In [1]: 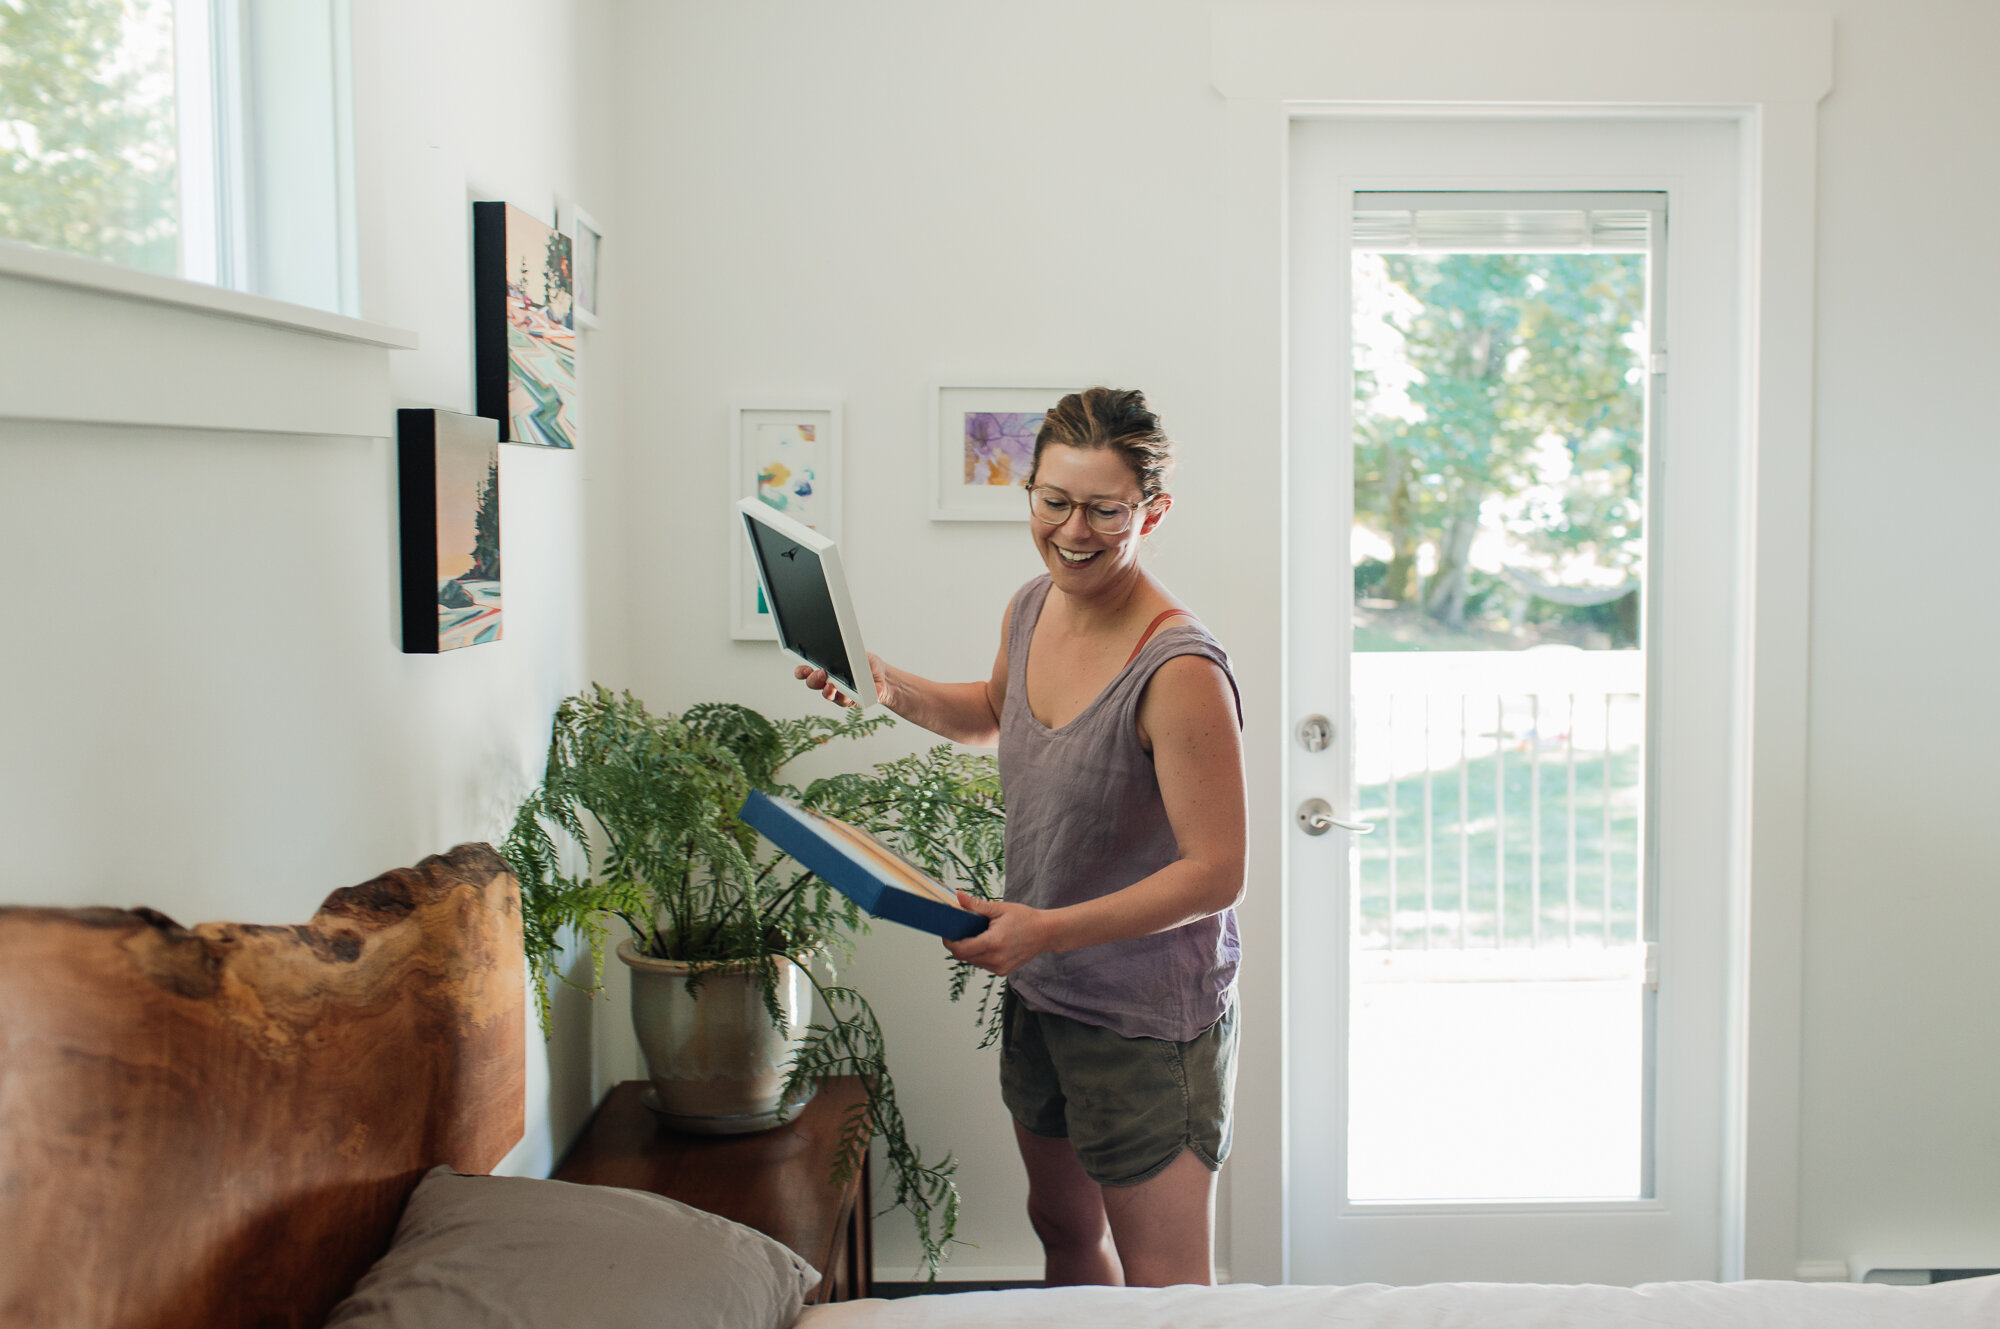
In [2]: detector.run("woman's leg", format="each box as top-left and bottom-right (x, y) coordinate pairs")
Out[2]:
(1014, 1121), (1124, 1286)
(1100, 1148), (1217, 1287)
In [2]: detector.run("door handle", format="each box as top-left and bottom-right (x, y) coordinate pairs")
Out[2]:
(1296, 798), (1374, 835)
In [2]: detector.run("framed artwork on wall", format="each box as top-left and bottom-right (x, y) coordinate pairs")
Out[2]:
(397, 408), (503, 653)
(731, 402), (842, 640)
(566, 205), (602, 330)
(472, 200), (579, 449)
(929, 384), (1078, 520)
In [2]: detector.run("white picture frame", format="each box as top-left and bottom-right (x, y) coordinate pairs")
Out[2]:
(567, 205), (602, 329)
(735, 500), (878, 709)
(731, 401), (842, 640)
(930, 383), (1080, 521)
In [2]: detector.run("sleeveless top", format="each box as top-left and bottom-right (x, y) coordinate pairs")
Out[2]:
(998, 575), (1243, 1042)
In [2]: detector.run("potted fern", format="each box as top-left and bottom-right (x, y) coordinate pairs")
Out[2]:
(499, 686), (1004, 1277)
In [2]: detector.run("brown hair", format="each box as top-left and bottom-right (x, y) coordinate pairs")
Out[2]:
(1028, 386), (1174, 501)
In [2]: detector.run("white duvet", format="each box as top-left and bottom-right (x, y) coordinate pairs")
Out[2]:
(797, 1275), (2000, 1328)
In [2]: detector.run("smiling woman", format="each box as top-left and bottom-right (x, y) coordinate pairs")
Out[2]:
(795, 386), (1249, 1291)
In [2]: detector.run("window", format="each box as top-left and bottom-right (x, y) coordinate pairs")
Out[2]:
(0, 0), (356, 315)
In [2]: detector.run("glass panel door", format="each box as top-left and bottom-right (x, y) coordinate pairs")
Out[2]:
(1285, 113), (1745, 1286)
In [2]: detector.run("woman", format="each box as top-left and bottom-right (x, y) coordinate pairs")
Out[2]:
(797, 387), (1246, 1288)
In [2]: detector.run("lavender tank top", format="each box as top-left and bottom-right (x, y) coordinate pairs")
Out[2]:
(998, 575), (1243, 1043)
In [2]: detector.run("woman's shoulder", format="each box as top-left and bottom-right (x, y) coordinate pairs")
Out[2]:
(1132, 631), (1243, 728)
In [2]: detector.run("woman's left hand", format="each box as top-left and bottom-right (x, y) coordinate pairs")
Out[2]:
(943, 891), (1052, 977)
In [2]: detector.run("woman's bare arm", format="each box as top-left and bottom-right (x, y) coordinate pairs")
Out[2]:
(796, 603), (1011, 748)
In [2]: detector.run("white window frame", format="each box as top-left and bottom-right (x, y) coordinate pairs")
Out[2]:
(172, 0), (358, 316)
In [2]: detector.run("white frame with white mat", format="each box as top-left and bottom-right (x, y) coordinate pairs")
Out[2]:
(929, 382), (1080, 521)
(730, 401), (843, 640)
(734, 497), (879, 709)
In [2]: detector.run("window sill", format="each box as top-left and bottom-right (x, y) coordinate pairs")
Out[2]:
(0, 240), (417, 350)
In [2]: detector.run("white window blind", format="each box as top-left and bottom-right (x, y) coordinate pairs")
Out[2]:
(1354, 191), (1662, 253)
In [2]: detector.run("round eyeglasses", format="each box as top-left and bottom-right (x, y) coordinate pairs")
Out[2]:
(1026, 486), (1149, 535)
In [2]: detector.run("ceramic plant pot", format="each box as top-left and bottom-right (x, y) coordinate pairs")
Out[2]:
(616, 940), (817, 1134)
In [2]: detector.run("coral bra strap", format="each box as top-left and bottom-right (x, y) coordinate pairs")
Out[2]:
(1126, 609), (1189, 665)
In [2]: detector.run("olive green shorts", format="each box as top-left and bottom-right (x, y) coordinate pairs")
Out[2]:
(999, 989), (1239, 1188)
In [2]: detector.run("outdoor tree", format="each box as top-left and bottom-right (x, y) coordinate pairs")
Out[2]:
(0, 0), (180, 272)
(1355, 251), (1645, 636)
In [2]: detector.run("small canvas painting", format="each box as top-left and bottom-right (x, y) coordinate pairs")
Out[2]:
(473, 201), (579, 449)
(399, 409), (503, 653)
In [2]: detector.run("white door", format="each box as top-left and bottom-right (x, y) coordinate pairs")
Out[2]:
(1286, 116), (1745, 1285)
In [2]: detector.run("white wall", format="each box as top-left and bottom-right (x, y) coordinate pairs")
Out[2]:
(0, 0), (624, 1179)
(1794, 0), (2000, 1275)
(599, 0), (2000, 1283)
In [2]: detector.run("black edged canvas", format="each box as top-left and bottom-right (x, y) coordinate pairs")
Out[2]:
(472, 201), (578, 448)
(398, 408), (503, 653)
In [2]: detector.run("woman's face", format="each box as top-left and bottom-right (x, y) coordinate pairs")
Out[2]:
(1026, 444), (1168, 595)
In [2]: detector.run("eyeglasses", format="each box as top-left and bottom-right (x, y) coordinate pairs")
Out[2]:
(1026, 486), (1150, 535)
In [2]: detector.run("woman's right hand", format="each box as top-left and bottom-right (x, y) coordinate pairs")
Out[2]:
(794, 653), (891, 710)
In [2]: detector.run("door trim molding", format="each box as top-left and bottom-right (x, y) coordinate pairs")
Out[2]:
(1215, 7), (1830, 1285)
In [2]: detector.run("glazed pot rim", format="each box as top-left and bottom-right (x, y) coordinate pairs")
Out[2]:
(614, 937), (797, 976)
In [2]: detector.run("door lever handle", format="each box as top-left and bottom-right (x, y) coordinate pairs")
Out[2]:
(1297, 798), (1374, 835)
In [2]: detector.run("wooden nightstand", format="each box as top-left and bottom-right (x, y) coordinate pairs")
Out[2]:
(553, 1077), (873, 1304)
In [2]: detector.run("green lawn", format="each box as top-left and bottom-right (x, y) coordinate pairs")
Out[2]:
(1354, 745), (1643, 949)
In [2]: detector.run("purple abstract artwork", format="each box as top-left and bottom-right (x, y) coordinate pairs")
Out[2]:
(962, 411), (1043, 487)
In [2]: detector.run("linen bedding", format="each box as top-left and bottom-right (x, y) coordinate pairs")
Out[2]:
(796, 1274), (2000, 1329)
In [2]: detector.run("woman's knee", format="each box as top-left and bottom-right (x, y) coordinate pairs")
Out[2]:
(1025, 1189), (1111, 1251)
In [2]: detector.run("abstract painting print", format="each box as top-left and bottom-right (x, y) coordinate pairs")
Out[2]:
(753, 422), (825, 527)
(398, 409), (503, 653)
(962, 412), (1042, 487)
(473, 201), (578, 449)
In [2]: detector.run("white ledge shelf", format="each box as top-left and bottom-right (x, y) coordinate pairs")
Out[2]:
(0, 239), (417, 350)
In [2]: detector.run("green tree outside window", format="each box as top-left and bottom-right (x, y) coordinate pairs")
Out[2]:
(0, 0), (180, 274)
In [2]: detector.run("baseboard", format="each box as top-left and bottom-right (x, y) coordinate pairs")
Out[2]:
(872, 1279), (1040, 1298)
(872, 1265), (1237, 1297)
(877, 1265), (1047, 1285)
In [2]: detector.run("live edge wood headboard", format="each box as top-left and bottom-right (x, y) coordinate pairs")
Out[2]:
(0, 844), (524, 1329)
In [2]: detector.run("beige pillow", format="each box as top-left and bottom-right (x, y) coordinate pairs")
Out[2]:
(326, 1166), (819, 1329)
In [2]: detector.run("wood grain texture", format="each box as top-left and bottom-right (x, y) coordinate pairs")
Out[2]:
(0, 844), (524, 1329)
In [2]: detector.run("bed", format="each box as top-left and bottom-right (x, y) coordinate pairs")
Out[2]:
(800, 1277), (2000, 1328)
(2, 844), (1994, 1329)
